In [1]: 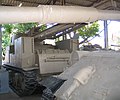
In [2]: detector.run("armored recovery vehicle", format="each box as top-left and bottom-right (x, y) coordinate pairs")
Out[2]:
(1, 5), (120, 100)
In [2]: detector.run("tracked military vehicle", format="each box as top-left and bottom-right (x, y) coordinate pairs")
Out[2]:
(2, 5), (120, 100)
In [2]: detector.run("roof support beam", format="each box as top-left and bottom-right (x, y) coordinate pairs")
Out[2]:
(34, 24), (77, 41)
(53, 0), (57, 4)
(54, 23), (87, 39)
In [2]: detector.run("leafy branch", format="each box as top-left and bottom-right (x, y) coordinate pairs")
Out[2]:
(77, 22), (99, 45)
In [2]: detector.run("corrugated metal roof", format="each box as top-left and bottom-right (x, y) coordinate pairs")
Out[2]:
(1, 0), (120, 10)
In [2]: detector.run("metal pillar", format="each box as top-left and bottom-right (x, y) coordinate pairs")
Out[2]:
(0, 25), (2, 67)
(0, 0), (2, 67)
(104, 20), (109, 49)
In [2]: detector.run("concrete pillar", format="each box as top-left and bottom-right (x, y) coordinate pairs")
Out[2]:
(104, 20), (109, 49)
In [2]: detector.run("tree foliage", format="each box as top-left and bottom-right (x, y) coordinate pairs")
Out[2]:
(77, 22), (99, 44)
(12, 23), (37, 33)
(2, 24), (13, 54)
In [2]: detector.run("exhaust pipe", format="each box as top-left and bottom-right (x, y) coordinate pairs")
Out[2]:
(0, 5), (120, 24)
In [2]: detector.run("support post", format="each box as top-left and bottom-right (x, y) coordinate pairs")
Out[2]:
(0, 25), (2, 67)
(104, 20), (109, 49)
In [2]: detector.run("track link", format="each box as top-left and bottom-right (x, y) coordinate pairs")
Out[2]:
(2, 64), (66, 99)
(3, 64), (38, 97)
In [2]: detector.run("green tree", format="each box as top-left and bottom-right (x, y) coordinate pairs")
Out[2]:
(12, 23), (37, 33)
(77, 22), (99, 44)
(2, 24), (13, 54)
